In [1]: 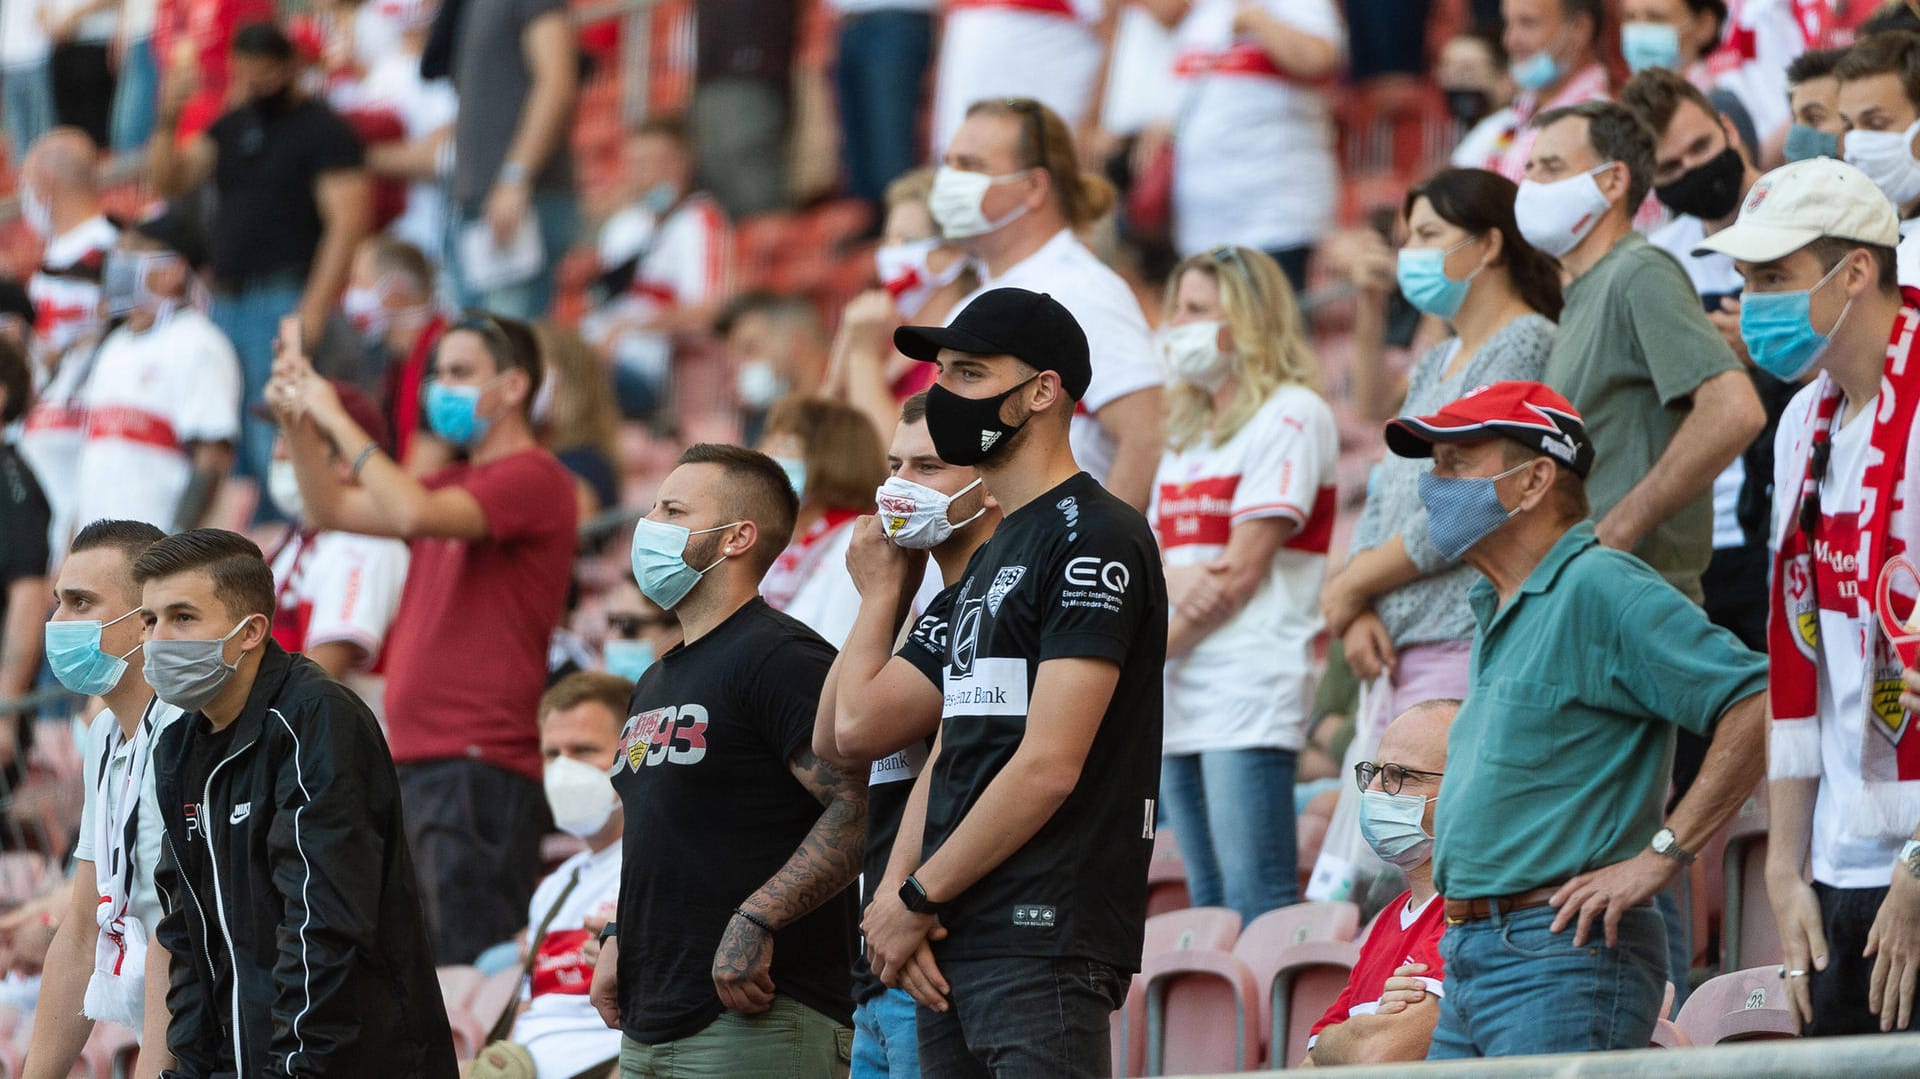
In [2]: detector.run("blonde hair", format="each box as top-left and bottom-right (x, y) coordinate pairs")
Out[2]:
(964, 98), (1117, 229)
(763, 396), (888, 511)
(535, 321), (622, 469)
(1162, 246), (1322, 452)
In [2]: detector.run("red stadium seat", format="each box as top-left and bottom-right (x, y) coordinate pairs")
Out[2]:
(1675, 965), (1800, 1046)
(1230, 902), (1362, 1067)
(437, 965), (489, 1062)
(1146, 830), (1191, 918)
(1720, 786), (1778, 972)
(1141, 947), (1261, 1076)
(469, 967), (527, 1042)
(1110, 907), (1242, 1078)
(74, 1020), (136, 1079)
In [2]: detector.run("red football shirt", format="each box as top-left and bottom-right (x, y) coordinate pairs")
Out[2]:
(382, 448), (578, 781)
(1309, 891), (1447, 1041)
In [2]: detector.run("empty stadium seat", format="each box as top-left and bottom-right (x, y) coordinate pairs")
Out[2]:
(1720, 787), (1779, 972)
(468, 966), (527, 1042)
(437, 965), (489, 1061)
(1675, 966), (1800, 1046)
(1110, 907), (1242, 1078)
(1146, 830), (1191, 918)
(74, 1020), (136, 1079)
(1235, 902), (1363, 1068)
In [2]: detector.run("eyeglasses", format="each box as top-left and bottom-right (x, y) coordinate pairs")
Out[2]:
(1004, 98), (1047, 173)
(608, 613), (674, 639)
(1354, 761), (1445, 795)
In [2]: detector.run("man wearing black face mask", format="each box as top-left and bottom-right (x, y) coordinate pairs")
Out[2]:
(857, 287), (1167, 1077)
(1444, 25), (1520, 171)
(147, 19), (371, 510)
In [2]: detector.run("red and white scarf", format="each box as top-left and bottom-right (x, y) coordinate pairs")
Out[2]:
(1771, 294), (1920, 837)
(83, 702), (158, 1029)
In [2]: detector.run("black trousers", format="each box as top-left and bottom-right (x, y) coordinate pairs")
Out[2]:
(1807, 881), (1920, 1036)
(50, 41), (113, 146)
(397, 759), (550, 964)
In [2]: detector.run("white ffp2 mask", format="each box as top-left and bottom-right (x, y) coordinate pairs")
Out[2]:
(875, 475), (986, 550)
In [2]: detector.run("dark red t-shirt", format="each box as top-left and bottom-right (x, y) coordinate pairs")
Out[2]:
(383, 447), (577, 780)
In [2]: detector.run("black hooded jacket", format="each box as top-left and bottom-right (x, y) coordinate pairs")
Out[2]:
(154, 643), (457, 1078)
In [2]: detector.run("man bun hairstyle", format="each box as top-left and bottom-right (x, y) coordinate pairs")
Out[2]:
(131, 528), (277, 624)
(676, 444), (799, 573)
(965, 97), (1117, 228)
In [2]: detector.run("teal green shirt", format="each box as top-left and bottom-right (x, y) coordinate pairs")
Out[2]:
(1431, 522), (1767, 900)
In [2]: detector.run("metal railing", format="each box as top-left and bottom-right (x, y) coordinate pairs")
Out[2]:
(1195, 1034), (1920, 1078)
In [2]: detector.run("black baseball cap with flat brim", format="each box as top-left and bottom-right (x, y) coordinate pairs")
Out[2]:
(894, 287), (1093, 401)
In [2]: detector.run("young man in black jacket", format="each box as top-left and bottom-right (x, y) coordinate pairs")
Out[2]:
(140, 529), (456, 1078)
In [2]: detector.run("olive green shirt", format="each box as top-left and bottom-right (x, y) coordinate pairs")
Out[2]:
(1544, 231), (1741, 603)
(1431, 522), (1767, 900)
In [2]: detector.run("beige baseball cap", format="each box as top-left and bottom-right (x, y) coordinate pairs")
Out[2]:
(1693, 158), (1900, 263)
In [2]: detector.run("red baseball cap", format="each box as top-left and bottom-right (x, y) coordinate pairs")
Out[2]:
(1385, 381), (1594, 478)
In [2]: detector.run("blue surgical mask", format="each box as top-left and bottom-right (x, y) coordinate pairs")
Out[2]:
(1785, 123), (1840, 163)
(1396, 236), (1483, 319)
(630, 517), (740, 610)
(1511, 46), (1562, 92)
(1417, 460), (1533, 562)
(642, 182), (679, 216)
(45, 609), (143, 696)
(424, 381), (489, 447)
(1741, 258), (1852, 382)
(603, 638), (657, 682)
(1621, 21), (1682, 73)
(1359, 789), (1435, 870)
(773, 455), (808, 498)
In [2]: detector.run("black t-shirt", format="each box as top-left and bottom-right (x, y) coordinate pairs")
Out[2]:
(851, 734), (932, 1004)
(208, 98), (364, 282)
(898, 472), (1166, 971)
(0, 447), (50, 659)
(179, 717), (238, 842)
(611, 598), (854, 1043)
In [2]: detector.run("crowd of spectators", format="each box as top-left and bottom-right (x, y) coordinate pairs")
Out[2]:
(10, 0), (1920, 1076)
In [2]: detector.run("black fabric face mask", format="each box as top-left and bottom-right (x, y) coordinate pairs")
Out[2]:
(249, 82), (297, 122)
(1655, 145), (1747, 221)
(923, 375), (1038, 467)
(1444, 88), (1494, 127)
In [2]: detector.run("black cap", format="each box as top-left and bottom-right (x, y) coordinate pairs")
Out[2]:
(232, 20), (296, 60)
(130, 205), (209, 272)
(894, 287), (1092, 401)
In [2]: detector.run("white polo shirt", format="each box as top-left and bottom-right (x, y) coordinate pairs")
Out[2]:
(953, 229), (1162, 484)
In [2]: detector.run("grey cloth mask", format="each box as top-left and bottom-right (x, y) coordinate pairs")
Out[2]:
(143, 618), (256, 713)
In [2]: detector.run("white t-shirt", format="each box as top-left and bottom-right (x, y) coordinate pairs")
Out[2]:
(30, 214), (116, 358)
(1897, 222), (1920, 291)
(121, 0), (156, 39)
(73, 309), (241, 531)
(74, 701), (186, 937)
(1450, 107), (1517, 171)
(19, 342), (97, 561)
(1649, 213), (1748, 551)
(1774, 388), (1907, 888)
(353, 50), (458, 257)
(1099, 5), (1179, 137)
(586, 194), (731, 379)
(827, 0), (933, 12)
(1152, 385), (1337, 753)
(776, 519), (945, 649)
(510, 843), (623, 1079)
(1706, 0), (1806, 143)
(930, 0), (1105, 157)
(957, 229), (1161, 484)
(44, 0), (115, 43)
(270, 529), (411, 663)
(1, 0), (50, 65)
(1170, 0), (1344, 254)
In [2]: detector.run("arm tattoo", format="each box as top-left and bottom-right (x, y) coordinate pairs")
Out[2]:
(738, 748), (867, 931)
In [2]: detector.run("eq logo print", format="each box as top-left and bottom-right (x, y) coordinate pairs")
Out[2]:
(1064, 556), (1130, 593)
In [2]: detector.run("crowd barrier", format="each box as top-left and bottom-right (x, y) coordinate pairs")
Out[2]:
(1183, 1033), (1920, 1078)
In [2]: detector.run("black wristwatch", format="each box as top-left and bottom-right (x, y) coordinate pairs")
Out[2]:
(899, 875), (944, 915)
(598, 921), (619, 944)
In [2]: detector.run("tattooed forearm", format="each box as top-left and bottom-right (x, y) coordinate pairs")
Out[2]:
(738, 748), (867, 930)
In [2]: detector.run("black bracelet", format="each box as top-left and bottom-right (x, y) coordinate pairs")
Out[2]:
(733, 907), (775, 935)
(349, 441), (381, 481)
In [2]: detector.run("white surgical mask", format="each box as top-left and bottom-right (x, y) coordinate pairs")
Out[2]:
(876, 238), (967, 317)
(929, 166), (1033, 240)
(1844, 119), (1920, 207)
(1514, 163), (1617, 258)
(875, 474), (985, 550)
(1157, 321), (1230, 392)
(736, 358), (785, 410)
(267, 459), (304, 519)
(1358, 789), (1435, 870)
(342, 284), (388, 339)
(544, 754), (619, 837)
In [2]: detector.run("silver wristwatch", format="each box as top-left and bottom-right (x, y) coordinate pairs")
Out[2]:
(1651, 827), (1695, 865)
(1900, 840), (1920, 879)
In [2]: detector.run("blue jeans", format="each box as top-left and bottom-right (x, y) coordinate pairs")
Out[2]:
(451, 191), (577, 320)
(210, 273), (306, 497)
(835, 10), (932, 206)
(3, 60), (55, 154)
(1427, 903), (1667, 1058)
(852, 988), (918, 1079)
(1654, 870), (1691, 1016)
(917, 957), (1129, 1079)
(1160, 749), (1299, 924)
(109, 36), (157, 152)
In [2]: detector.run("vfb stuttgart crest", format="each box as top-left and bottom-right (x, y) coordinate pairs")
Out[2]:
(1786, 559), (1818, 660)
